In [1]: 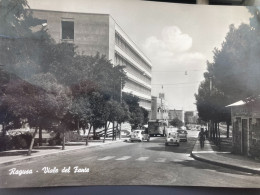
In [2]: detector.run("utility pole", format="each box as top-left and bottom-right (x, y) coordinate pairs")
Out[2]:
(209, 75), (213, 140)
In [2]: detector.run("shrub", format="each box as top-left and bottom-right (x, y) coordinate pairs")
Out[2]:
(48, 133), (62, 146)
(0, 135), (13, 151)
(12, 133), (32, 149)
(48, 139), (56, 146)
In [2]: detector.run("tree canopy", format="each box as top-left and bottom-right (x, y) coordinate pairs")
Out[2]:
(0, 0), (150, 153)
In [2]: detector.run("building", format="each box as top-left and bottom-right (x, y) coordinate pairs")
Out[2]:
(31, 9), (152, 111)
(150, 94), (169, 122)
(184, 111), (198, 124)
(227, 98), (260, 158)
(168, 109), (184, 122)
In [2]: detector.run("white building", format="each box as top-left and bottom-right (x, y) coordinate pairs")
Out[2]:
(31, 9), (152, 110)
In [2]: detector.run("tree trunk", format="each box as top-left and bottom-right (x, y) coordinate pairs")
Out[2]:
(2, 123), (6, 137)
(119, 123), (121, 139)
(103, 121), (108, 143)
(93, 127), (96, 137)
(116, 122), (119, 140)
(77, 119), (80, 134)
(112, 121), (115, 140)
(212, 122), (214, 140)
(215, 122), (218, 143)
(62, 130), (65, 150)
(39, 126), (42, 146)
(86, 125), (92, 146)
(27, 127), (38, 156)
(2, 123), (6, 151)
(227, 121), (230, 138)
(209, 122), (211, 140)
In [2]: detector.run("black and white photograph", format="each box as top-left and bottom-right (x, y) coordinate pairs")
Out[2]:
(0, 0), (260, 190)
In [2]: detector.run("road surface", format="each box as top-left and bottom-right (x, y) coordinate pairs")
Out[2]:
(1, 130), (260, 188)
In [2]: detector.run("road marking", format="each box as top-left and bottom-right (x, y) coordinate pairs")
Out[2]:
(98, 156), (116, 161)
(171, 159), (184, 162)
(116, 156), (132, 161)
(154, 158), (166, 163)
(136, 157), (149, 161)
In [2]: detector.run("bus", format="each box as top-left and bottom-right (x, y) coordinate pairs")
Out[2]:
(148, 120), (167, 137)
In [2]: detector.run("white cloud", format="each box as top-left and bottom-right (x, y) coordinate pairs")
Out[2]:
(161, 26), (192, 52)
(143, 26), (206, 70)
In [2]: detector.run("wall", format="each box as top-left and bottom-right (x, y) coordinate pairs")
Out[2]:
(32, 10), (110, 58)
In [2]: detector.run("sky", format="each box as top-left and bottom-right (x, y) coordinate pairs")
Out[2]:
(27, 0), (252, 111)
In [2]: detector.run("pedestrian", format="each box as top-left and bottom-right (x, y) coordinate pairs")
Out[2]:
(198, 128), (205, 148)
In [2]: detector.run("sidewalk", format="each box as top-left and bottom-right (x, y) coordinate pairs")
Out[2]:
(0, 138), (125, 166)
(191, 138), (260, 175)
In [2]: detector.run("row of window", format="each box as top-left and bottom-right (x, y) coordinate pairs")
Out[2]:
(115, 54), (151, 85)
(125, 79), (151, 97)
(115, 32), (151, 73)
(139, 100), (151, 109)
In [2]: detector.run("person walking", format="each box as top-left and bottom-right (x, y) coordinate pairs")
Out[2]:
(199, 128), (205, 148)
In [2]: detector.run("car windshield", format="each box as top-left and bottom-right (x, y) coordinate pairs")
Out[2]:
(177, 130), (186, 134)
(168, 133), (177, 137)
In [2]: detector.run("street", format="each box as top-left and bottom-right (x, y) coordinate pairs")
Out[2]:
(1, 130), (260, 188)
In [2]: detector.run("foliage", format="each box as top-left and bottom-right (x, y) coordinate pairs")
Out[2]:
(169, 117), (183, 128)
(0, 0), (148, 151)
(0, 135), (13, 151)
(195, 8), (260, 124)
(122, 93), (147, 129)
(12, 133), (32, 149)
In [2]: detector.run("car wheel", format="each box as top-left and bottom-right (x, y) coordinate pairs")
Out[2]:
(131, 140), (133, 142)
(147, 139), (150, 142)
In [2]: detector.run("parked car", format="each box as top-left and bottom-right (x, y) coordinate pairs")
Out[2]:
(130, 130), (150, 142)
(165, 130), (180, 146)
(177, 129), (188, 142)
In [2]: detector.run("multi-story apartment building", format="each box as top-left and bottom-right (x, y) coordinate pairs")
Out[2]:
(31, 9), (152, 111)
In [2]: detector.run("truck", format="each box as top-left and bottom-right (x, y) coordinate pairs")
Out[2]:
(148, 120), (167, 137)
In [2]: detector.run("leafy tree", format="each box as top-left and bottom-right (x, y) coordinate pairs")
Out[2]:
(195, 8), (260, 139)
(169, 118), (183, 128)
(122, 93), (147, 129)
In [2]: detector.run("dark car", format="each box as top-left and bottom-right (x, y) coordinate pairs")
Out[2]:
(177, 129), (188, 142)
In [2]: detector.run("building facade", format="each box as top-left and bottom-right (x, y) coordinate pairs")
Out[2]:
(150, 95), (169, 123)
(227, 99), (260, 158)
(31, 9), (152, 111)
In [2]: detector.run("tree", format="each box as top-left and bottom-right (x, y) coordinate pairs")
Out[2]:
(123, 93), (147, 129)
(169, 118), (183, 128)
(194, 9), (260, 140)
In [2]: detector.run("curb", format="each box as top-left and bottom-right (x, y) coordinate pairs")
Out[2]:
(0, 139), (124, 167)
(190, 142), (260, 175)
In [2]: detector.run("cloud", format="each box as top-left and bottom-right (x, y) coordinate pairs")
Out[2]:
(142, 26), (205, 70)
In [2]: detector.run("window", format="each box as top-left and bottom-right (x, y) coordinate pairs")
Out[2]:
(62, 21), (74, 40)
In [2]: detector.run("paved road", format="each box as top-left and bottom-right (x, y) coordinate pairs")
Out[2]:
(1, 130), (260, 188)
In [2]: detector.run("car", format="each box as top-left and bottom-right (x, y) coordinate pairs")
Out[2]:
(130, 130), (150, 142)
(177, 129), (188, 142)
(165, 130), (180, 146)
